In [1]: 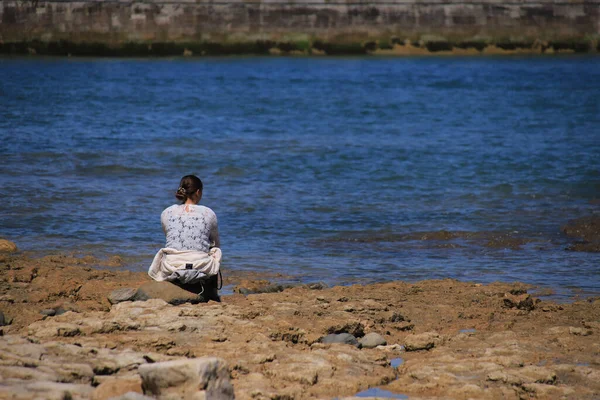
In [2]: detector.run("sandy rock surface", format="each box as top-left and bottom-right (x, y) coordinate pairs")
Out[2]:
(0, 252), (599, 399)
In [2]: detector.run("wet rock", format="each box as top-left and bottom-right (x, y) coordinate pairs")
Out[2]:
(502, 294), (536, 311)
(320, 333), (360, 347)
(108, 288), (138, 304)
(562, 216), (600, 252)
(236, 283), (296, 295)
(359, 332), (387, 349)
(0, 239), (18, 253)
(404, 332), (440, 351)
(562, 216), (600, 241)
(566, 241), (600, 252)
(138, 357), (233, 399)
(306, 282), (328, 290)
(133, 281), (201, 305)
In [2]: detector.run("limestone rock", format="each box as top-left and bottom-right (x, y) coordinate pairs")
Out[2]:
(0, 239), (18, 253)
(404, 332), (440, 351)
(91, 376), (143, 400)
(320, 333), (360, 347)
(27, 320), (81, 338)
(108, 288), (138, 304)
(359, 332), (387, 349)
(138, 357), (233, 399)
(134, 281), (201, 305)
(7, 381), (94, 400)
(37, 362), (95, 383)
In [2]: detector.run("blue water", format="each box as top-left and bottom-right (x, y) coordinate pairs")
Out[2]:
(355, 388), (408, 399)
(1, 56), (599, 299)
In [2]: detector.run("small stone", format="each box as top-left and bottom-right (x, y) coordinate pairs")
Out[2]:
(40, 309), (56, 316)
(359, 332), (387, 349)
(320, 333), (360, 348)
(108, 288), (138, 304)
(0, 239), (18, 253)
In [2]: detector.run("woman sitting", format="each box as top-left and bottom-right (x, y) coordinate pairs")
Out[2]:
(148, 174), (221, 302)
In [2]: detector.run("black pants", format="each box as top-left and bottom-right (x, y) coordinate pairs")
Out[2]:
(176, 274), (221, 302)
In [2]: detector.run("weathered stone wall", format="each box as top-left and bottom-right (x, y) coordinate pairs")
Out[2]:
(1, 0), (599, 55)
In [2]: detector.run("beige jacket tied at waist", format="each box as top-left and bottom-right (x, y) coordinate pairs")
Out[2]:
(148, 247), (221, 282)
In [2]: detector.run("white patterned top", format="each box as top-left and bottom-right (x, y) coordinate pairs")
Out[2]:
(161, 204), (220, 253)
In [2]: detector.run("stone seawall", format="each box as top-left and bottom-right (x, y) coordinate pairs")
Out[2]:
(1, 0), (599, 55)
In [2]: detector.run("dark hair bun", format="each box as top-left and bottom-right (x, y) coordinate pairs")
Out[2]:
(175, 175), (203, 203)
(175, 186), (187, 201)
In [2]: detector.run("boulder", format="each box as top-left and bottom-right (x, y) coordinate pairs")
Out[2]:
(138, 357), (233, 399)
(0, 239), (18, 253)
(134, 281), (201, 305)
(320, 333), (360, 348)
(108, 288), (138, 304)
(359, 332), (387, 349)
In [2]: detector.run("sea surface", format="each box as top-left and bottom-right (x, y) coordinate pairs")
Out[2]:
(1, 56), (599, 299)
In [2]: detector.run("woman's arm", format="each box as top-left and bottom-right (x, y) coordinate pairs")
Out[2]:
(209, 211), (220, 249)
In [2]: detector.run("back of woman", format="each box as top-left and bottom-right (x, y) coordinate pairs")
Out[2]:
(149, 174), (222, 302)
(161, 174), (220, 253)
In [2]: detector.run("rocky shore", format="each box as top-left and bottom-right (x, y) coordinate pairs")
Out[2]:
(1, 241), (599, 399)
